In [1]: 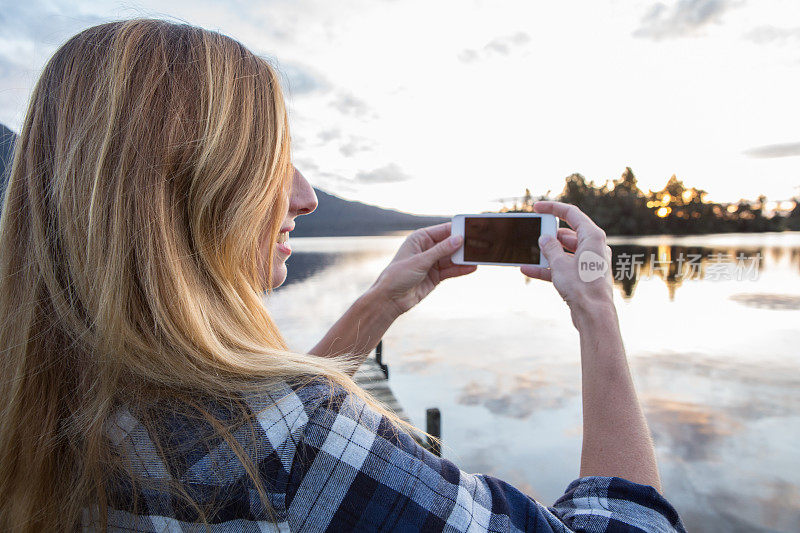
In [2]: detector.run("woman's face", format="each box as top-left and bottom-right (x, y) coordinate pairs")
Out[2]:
(265, 167), (318, 288)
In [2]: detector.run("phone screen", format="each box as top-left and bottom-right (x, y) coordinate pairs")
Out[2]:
(464, 217), (541, 264)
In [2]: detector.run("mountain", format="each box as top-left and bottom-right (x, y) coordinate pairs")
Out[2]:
(0, 123), (14, 199)
(294, 188), (449, 237)
(0, 124), (450, 234)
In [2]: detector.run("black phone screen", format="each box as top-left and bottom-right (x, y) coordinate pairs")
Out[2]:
(463, 216), (542, 264)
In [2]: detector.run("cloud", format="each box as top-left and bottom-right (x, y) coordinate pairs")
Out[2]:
(458, 31), (530, 63)
(0, 0), (106, 129)
(0, 52), (37, 130)
(485, 31), (530, 55)
(331, 92), (372, 118)
(457, 49), (480, 63)
(742, 142), (800, 159)
(355, 163), (411, 183)
(339, 137), (372, 157)
(316, 130), (374, 157)
(744, 26), (800, 45)
(0, 0), (328, 96)
(311, 170), (361, 195)
(0, 1), (105, 44)
(317, 128), (341, 143)
(275, 61), (329, 96)
(0, 52), (28, 83)
(292, 157), (320, 174)
(288, 158), (360, 194)
(633, 0), (742, 40)
(484, 39), (510, 55)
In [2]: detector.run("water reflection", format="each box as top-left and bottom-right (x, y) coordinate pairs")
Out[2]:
(281, 251), (343, 286)
(457, 373), (577, 419)
(279, 236), (400, 288)
(266, 232), (800, 533)
(645, 398), (742, 462)
(609, 242), (797, 300)
(729, 293), (800, 310)
(280, 234), (800, 303)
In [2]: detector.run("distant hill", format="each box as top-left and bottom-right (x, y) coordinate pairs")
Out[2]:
(294, 188), (449, 237)
(0, 123), (449, 234)
(0, 123), (14, 199)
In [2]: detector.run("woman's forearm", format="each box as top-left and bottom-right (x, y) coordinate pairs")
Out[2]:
(572, 302), (662, 492)
(308, 288), (398, 374)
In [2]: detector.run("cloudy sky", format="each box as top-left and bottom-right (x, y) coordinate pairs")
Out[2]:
(0, 0), (798, 215)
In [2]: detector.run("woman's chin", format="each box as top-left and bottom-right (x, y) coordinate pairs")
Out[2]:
(270, 261), (288, 289)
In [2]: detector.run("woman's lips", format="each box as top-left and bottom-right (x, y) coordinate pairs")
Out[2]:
(276, 229), (292, 256)
(276, 242), (292, 256)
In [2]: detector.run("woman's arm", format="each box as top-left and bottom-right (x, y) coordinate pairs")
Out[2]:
(572, 301), (661, 491)
(522, 201), (661, 492)
(309, 223), (475, 371)
(307, 287), (397, 362)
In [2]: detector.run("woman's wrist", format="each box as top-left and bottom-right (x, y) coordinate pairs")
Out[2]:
(359, 285), (403, 327)
(570, 296), (616, 327)
(570, 298), (622, 348)
(309, 287), (398, 363)
(572, 305), (627, 368)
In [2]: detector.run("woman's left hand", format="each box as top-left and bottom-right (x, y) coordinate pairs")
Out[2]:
(370, 222), (477, 318)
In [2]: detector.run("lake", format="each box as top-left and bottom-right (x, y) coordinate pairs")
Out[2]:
(265, 231), (800, 533)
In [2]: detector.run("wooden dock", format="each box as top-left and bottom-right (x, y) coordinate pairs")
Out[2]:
(353, 341), (441, 455)
(353, 357), (414, 423)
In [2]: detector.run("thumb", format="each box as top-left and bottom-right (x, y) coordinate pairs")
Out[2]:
(420, 235), (462, 267)
(538, 234), (566, 265)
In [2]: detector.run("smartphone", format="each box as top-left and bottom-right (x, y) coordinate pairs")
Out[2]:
(451, 213), (558, 268)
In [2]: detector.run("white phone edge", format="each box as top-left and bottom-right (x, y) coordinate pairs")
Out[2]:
(450, 213), (558, 268)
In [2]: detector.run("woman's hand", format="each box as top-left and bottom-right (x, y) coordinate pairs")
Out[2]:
(310, 222), (473, 366)
(371, 222), (477, 318)
(522, 202), (662, 491)
(520, 201), (614, 321)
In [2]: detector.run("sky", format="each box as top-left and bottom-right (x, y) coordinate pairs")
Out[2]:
(0, 0), (798, 215)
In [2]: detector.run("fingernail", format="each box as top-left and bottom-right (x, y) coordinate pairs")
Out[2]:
(449, 235), (462, 246)
(539, 235), (553, 246)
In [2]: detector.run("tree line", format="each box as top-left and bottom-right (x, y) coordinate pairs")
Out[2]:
(502, 167), (800, 235)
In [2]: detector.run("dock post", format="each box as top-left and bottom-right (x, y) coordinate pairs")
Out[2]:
(375, 340), (388, 379)
(426, 408), (441, 456)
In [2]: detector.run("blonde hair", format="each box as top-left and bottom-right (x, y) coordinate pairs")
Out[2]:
(0, 19), (428, 531)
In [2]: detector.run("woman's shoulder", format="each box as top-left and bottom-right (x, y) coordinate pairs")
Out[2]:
(105, 377), (341, 488)
(237, 376), (345, 457)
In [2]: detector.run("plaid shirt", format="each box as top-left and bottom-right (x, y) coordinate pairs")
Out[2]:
(95, 378), (686, 532)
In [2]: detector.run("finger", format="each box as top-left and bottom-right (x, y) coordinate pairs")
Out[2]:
(557, 227), (578, 252)
(436, 255), (456, 271)
(538, 234), (567, 266)
(520, 265), (552, 282)
(418, 221), (453, 245)
(419, 234), (462, 268)
(439, 264), (477, 280)
(533, 201), (603, 239)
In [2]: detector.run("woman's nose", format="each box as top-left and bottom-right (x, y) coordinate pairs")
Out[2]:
(289, 167), (318, 216)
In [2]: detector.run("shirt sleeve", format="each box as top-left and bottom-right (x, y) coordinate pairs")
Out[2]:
(284, 384), (686, 533)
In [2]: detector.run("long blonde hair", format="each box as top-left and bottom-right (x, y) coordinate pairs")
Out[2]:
(0, 19), (425, 531)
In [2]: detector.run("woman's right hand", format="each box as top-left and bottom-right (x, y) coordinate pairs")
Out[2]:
(520, 201), (614, 322)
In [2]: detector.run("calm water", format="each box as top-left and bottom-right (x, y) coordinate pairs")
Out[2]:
(265, 232), (800, 533)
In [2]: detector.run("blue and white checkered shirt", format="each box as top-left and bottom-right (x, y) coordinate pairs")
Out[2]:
(96, 378), (686, 532)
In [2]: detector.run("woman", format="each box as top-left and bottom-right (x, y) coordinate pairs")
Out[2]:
(0, 19), (685, 532)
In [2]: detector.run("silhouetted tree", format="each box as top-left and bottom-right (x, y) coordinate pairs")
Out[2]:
(788, 197), (800, 230)
(514, 168), (791, 235)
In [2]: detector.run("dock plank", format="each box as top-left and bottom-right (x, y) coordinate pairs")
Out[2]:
(353, 357), (428, 445)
